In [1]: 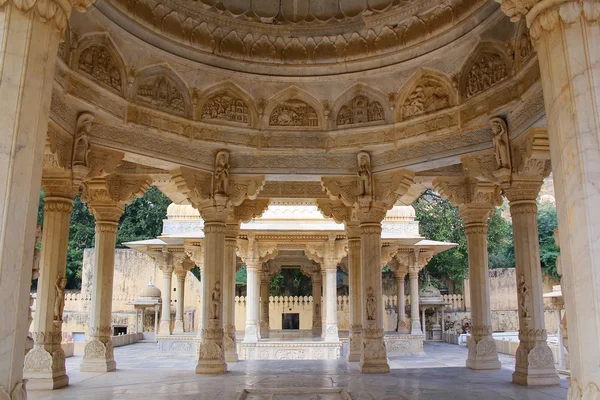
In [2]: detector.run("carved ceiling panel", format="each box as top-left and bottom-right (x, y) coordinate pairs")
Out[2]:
(269, 99), (319, 127)
(464, 50), (510, 99)
(78, 45), (123, 94)
(398, 75), (453, 121)
(135, 75), (187, 116)
(336, 96), (385, 127)
(201, 92), (250, 126)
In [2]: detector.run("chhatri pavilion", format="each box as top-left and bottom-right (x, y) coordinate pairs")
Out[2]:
(0, 0), (598, 396)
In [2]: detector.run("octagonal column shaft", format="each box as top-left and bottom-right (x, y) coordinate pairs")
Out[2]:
(360, 222), (389, 373)
(0, 4), (66, 395)
(243, 261), (260, 342)
(195, 220), (227, 374)
(260, 276), (270, 338)
(395, 272), (408, 333)
(311, 274), (322, 336)
(509, 197), (559, 386)
(159, 267), (173, 335)
(347, 234), (362, 361)
(463, 219), (500, 370)
(24, 191), (74, 390)
(173, 269), (187, 334)
(223, 234), (238, 361)
(409, 271), (421, 334)
(80, 215), (121, 372)
(324, 263), (339, 342)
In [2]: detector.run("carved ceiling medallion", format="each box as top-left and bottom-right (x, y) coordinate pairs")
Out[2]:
(201, 92), (250, 125)
(337, 96), (385, 126)
(269, 99), (318, 127)
(136, 76), (186, 116)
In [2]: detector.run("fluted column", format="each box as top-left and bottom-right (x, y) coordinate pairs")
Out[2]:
(324, 262), (339, 342)
(24, 182), (76, 389)
(311, 272), (322, 336)
(462, 206), (501, 370)
(506, 184), (559, 385)
(243, 260), (260, 342)
(395, 271), (409, 334)
(359, 218), (389, 373)
(195, 213), (227, 374)
(223, 223), (239, 362)
(259, 275), (270, 338)
(159, 266), (173, 335)
(173, 268), (187, 334)
(409, 270), (421, 335)
(0, 0), (88, 394)
(80, 205), (122, 372)
(346, 223), (362, 361)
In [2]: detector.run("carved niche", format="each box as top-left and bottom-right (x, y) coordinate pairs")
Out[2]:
(201, 92), (250, 125)
(135, 75), (186, 116)
(78, 45), (123, 93)
(336, 96), (385, 126)
(399, 75), (451, 120)
(269, 99), (318, 127)
(465, 50), (509, 98)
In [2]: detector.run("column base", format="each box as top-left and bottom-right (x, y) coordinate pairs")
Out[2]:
(24, 346), (69, 390)
(243, 325), (260, 343)
(173, 320), (184, 334)
(224, 326), (238, 362)
(312, 327), (322, 337)
(397, 319), (410, 334)
(512, 342), (560, 386)
(80, 359), (117, 372)
(159, 321), (171, 336)
(360, 330), (390, 374)
(513, 370), (560, 386)
(25, 374), (69, 390)
(324, 324), (339, 342)
(466, 336), (501, 370)
(195, 360), (227, 374)
(259, 323), (269, 339)
(348, 328), (362, 362)
(360, 361), (390, 374)
(80, 339), (116, 372)
(410, 320), (422, 335)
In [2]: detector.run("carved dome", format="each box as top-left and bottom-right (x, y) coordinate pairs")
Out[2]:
(385, 206), (416, 221)
(138, 280), (162, 299)
(166, 203), (201, 220)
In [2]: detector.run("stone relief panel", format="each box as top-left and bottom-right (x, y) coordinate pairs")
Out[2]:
(336, 96), (385, 127)
(269, 99), (318, 127)
(133, 70), (190, 117)
(72, 35), (126, 95)
(515, 21), (535, 70)
(462, 44), (511, 99)
(396, 71), (455, 121)
(201, 92), (250, 126)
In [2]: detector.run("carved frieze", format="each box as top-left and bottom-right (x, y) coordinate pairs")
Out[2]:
(269, 99), (318, 127)
(336, 96), (384, 126)
(201, 92), (250, 125)
(399, 74), (453, 120)
(78, 45), (123, 93)
(465, 51), (509, 99)
(135, 75), (186, 116)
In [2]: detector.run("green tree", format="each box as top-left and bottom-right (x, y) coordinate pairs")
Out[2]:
(487, 206), (515, 269)
(537, 201), (560, 279)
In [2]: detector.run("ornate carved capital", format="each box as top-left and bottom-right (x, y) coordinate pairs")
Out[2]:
(527, 0), (600, 41)
(233, 199), (270, 224)
(434, 177), (500, 226)
(81, 175), (151, 222)
(316, 199), (353, 224)
(0, 0), (83, 33)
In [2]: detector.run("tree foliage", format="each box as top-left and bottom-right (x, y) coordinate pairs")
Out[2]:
(537, 201), (560, 279)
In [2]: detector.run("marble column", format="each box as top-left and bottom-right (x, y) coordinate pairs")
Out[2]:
(409, 270), (421, 334)
(243, 260), (260, 342)
(80, 203), (123, 372)
(259, 275), (270, 338)
(173, 268), (187, 334)
(359, 219), (389, 373)
(159, 265), (174, 335)
(461, 206), (501, 370)
(347, 223), (362, 361)
(395, 271), (409, 334)
(24, 182), (76, 389)
(154, 306), (160, 341)
(0, 0), (76, 395)
(311, 272), (322, 336)
(501, 2), (600, 394)
(506, 184), (559, 385)
(324, 263), (339, 342)
(195, 211), (227, 374)
(223, 223), (239, 362)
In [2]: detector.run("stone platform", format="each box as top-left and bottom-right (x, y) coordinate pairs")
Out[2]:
(239, 339), (343, 360)
(384, 333), (425, 356)
(157, 334), (198, 354)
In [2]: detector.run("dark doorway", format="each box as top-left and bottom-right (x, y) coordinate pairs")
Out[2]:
(282, 313), (300, 329)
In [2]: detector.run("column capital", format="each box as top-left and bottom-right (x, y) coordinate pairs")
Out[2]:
(174, 268), (188, 280)
(0, 0), (95, 33)
(82, 175), (151, 222)
(41, 177), (79, 202)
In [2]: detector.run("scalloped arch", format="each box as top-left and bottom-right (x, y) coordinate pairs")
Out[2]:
(263, 86), (325, 130)
(131, 65), (193, 118)
(72, 34), (128, 97)
(196, 81), (259, 128)
(331, 84), (393, 129)
(395, 69), (457, 122)
(459, 41), (513, 100)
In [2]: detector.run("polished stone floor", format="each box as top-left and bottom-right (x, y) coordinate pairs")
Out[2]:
(28, 342), (569, 400)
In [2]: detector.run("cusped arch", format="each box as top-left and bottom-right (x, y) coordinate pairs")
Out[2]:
(131, 65), (193, 118)
(395, 69), (457, 122)
(72, 34), (127, 96)
(263, 86), (325, 130)
(196, 81), (259, 128)
(459, 41), (513, 100)
(331, 84), (392, 129)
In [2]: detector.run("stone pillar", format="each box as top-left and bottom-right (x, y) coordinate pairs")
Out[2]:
(159, 265), (174, 335)
(0, 0), (82, 394)
(359, 218), (389, 373)
(259, 275), (270, 338)
(324, 262), (339, 342)
(321, 269), (327, 339)
(23, 182), (76, 389)
(223, 223), (239, 362)
(154, 307), (160, 341)
(395, 270), (409, 334)
(173, 268), (187, 334)
(243, 260), (260, 342)
(506, 184), (559, 385)
(462, 206), (501, 370)
(347, 223), (362, 361)
(498, 0), (600, 394)
(311, 272), (322, 336)
(80, 204), (122, 372)
(409, 270), (421, 335)
(195, 210), (227, 374)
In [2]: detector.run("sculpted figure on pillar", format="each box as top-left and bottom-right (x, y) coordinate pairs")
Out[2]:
(211, 281), (222, 321)
(73, 113), (92, 168)
(490, 117), (511, 178)
(53, 274), (67, 322)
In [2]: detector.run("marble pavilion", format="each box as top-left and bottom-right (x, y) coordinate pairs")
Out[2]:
(1, 0), (599, 397)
